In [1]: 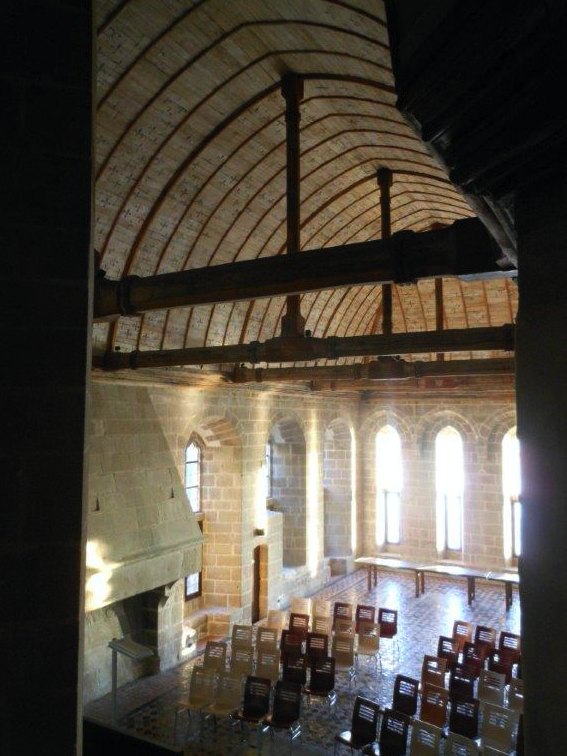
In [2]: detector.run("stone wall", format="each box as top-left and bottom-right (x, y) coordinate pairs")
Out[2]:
(324, 419), (353, 556)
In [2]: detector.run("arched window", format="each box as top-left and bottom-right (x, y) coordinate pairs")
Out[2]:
(436, 426), (464, 552)
(185, 439), (202, 513)
(264, 440), (272, 500)
(376, 425), (403, 545)
(502, 427), (521, 558)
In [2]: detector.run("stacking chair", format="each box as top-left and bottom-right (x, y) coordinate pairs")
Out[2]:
(392, 674), (419, 717)
(477, 669), (505, 707)
(204, 673), (242, 727)
(230, 646), (254, 678)
(233, 676), (271, 749)
(312, 598), (332, 618)
(267, 609), (287, 634)
(305, 657), (337, 712)
(462, 642), (486, 679)
(334, 696), (381, 756)
(487, 648), (514, 684)
(291, 596), (311, 616)
(261, 681), (302, 755)
(256, 649), (280, 683)
(443, 732), (479, 756)
(452, 620), (473, 652)
(473, 625), (496, 654)
(498, 631), (521, 662)
(203, 641), (227, 674)
(378, 707), (409, 756)
(312, 615), (333, 636)
(333, 601), (353, 629)
(507, 676), (524, 713)
(480, 703), (515, 752)
(306, 632), (328, 663)
(257, 627), (278, 653)
(437, 636), (459, 671)
(332, 632), (357, 689)
(231, 624), (253, 652)
(355, 604), (376, 632)
(419, 684), (449, 729)
(288, 612), (310, 641)
(174, 666), (216, 740)
(409, 719), (442, 756)
(449, 663), (476, 698)
(280, 630), (303, 661)
(448, 694), (480, 740)
(378, 608), (399, 661)
(356, 621), (382, 675)
(334, 618), (356, 635)
(282, 653), (307, 687)
(421, 656), (447, 690)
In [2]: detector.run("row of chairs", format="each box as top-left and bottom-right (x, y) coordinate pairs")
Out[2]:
(438, 626), (521, 685)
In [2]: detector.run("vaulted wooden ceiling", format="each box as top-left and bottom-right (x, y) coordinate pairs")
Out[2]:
(94, 0), (517, 368)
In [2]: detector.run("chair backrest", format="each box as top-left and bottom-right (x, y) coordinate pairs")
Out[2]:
(449, 663), (475, 698)
(421, 655), (447, 689)
(378, 607), (398, 638)
(477, 669), (506, 707)
(266, 609), (286, 631)
(280, 629), (303, 659)
(392, 674), (419, 717)
(333, 601), (353, 628)
(230, 646), (254, 677)
(379, 707), (409, 756)
(255, 649), (280, 682)
(311, 615), (332, 636)
(481, 703), (515, 752)
(452, 620), (473, 651)
(272, 680), (301, 725)
(203, 641), (227, 673)
(419, 683), (449, 729)
(231, 624), (253, 650)
(311, 598), (331, 618)
(462, 641), (486, 678)
(355, 604), (376, 632)
(474, 625), (496, 652)
(351, 696), (381, 745)
(331, 632), (355, 667)
(448, 694), (479, 740)
(306, 632), (328, 661)
(257, 627), (279, 652)
(437, 636), (459, 669)
(487, 649), (514, 684)
(409, 719), (442, 756)
(357, 621), (380, 652)
(242, 676), (271, 719)
(507, 676), (524, 713)
(309, 656), (335, 694)
(498, 631), (521, 661)
(282, 653), (307, 686)
(214, 673), (242, 709)
(291, 596), (311, 615)
(289, 612), (310, 640)
(189, 666), (216, 706)
(443, 732), (479, 756)
(334, 618), (355, 635)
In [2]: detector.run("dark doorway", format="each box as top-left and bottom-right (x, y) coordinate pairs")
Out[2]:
(252, 546), (261, 623)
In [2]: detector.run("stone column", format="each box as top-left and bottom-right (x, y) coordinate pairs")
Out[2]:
(0, 1), (93, 753)
(515, 170), (567, 756)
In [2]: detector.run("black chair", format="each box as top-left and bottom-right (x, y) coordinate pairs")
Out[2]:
(280, 630), (303, 661)
(304, 657), (337, 712)
(289, 613), (310, 641)
(334, 696), (380, 756)
(261, 681), (302, 754)
(378, 608), (399, 660)
(392, 674), (419, 717)
(473, 625), (496, 653)
(282, 653), (307, 687)
(447, 693), (479, 740)
(306, 632), (329, 663)
(233, 676), (271, 749)
(437, 636), (459, 671)
(376, 708), (409, 756)
(487, 648), (514, 684)
(355, 604), (376, 633)
(449, 663), (475, 698)
(462, 641), (486, 679)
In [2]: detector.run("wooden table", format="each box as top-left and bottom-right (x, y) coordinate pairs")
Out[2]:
(486, 571), (520, 611)
(419, 564), (489, 606)
(355, 557), (425, 598)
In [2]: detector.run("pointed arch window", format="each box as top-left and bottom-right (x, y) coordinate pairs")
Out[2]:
(185, 438), (202, 513)
(503, 427), (521, 558)
(436, 426), (464, 552)
(376, 425), (403, 545)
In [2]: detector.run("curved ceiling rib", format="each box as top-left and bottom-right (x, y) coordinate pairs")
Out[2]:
(95, 0), (517, 369)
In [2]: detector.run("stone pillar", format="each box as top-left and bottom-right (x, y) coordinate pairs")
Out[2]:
(515, 170), (567, 756)
(0, 2), (93, 754)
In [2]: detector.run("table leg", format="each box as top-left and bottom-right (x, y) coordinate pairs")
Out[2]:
(367, 565), (372, 592)
(420, 572), (425, 593)
(505, 582), (513, 611)
(373, 565), (378, 587)
(467, 577), (474, 606)
(414, 570), (420, 598)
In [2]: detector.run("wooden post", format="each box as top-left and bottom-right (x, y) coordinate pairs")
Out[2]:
(378, 168), (393, 336)
(435, 277), (445, 361)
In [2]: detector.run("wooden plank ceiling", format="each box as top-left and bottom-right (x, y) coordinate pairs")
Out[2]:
(94, 0), (517, 369)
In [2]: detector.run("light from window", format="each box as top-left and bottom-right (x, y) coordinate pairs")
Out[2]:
(436, 426), (464, 552)
(185, 440), (201, 513)
(264, 441), (272, 500)
(185, 572), (201, 600)
(376, 425), (403, 545)
(502, 427), (521, 558)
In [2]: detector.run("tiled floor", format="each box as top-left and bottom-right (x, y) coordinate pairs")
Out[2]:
(84, 569), (520, 754)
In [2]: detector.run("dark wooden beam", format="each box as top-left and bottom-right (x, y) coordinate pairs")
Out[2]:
(95, 218), (515, 320)
(94, 324), (514, 371)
